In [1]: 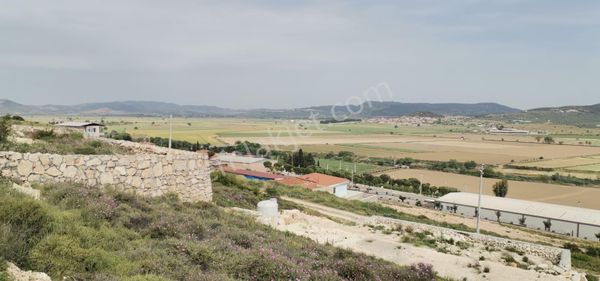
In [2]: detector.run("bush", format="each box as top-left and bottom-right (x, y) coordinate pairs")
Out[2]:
(0, 116), (11, 144)
(32, 129), (56, 140)
(0, 189), (52, 267)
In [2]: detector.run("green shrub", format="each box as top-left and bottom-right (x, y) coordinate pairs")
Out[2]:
(0, 191), (52, 267)
(0, 256), (8, 281)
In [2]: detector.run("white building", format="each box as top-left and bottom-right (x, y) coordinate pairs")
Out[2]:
(55, 122), (104, 138)
(436, 192), (600, 240)
(299, 173), (350, 197)
(487, 128), (530, 135)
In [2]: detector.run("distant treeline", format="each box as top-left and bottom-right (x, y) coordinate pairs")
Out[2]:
(319, 118), (361, 124)
(107, 130), (600, 188)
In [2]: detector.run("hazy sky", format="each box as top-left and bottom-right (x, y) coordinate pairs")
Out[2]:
(1, 0), (599, 109)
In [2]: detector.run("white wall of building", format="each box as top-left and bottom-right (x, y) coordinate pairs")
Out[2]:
(332, 183), (348, 197)
(439, 202), (600, 240)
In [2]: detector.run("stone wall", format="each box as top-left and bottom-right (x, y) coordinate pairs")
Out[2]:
(0, 140), (212, 202)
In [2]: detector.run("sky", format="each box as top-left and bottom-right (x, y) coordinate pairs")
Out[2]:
(1, 0), (599, 110)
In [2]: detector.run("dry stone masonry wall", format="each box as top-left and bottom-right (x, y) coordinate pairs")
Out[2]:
(0, 140), (212, 202)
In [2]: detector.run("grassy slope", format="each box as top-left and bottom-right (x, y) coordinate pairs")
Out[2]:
(2, 132), (131, 155)
(0, 179), (440, 281)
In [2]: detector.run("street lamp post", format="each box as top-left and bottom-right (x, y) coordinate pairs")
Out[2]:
(476, 164), (485, 234)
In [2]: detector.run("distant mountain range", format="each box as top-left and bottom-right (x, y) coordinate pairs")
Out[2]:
(488, 103), (600, 127)
(0, 99), (521, 119)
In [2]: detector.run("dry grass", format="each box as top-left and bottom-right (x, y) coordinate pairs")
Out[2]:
(379, 168), (600, 210)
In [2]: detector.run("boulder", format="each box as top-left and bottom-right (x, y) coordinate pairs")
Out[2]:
(100, 173), (114, 185)
(46, 167), (62, 177)
(6, 262), (51, 281)
(17, 161), (33, 176)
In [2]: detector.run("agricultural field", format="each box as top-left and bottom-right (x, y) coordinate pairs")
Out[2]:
(315, 158), (382, 174)
(497, 168), (600, 180)
(26, 116), (600, 169)
(570, 164), (600, 172)
(243, 134), (600, 165)
(378, 169), (600, 210)
(512, 156), (600, 176)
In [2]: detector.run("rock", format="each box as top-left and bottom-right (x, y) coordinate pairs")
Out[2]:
(131, 176), (143, 188)
(39, 155), (50, 166)
(173, 160), (187, 171)
(6, 262), (51, 281)
(46, 167), (62, 177)
(114, 166), (127, 176)
(17, 161), (33, 176)
(100, 173), (114, 185)
(552, 265), (566, 274)
(86, 158), (101, 166)
(152, 164), (163, 176)
(32, 162), (45, 174)
(63, 166), (78, 178)
(11, 183), (41, 200)
(51, 155), (63, 166)
(141, 168), (153, 178)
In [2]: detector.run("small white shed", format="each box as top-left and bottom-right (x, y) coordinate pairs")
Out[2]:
(55, 122), (104, 138)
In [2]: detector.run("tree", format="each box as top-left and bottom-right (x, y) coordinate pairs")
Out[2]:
(263, 161), (273, 171)
(495, 211), (502, 222)
(0, 115), (12, 143)
(543, 219), (552, 232)
(543, 136), (555, 144)
(595, 233), (600, 241)
(518, 217), (526, 227)
(535, 136), (542, 143)
(492, 179), (509, 197)
(464, 161), (477, 170)
(379, 174), (391, 183)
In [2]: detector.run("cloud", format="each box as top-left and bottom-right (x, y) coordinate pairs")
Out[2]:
(0, 0), (599, 109)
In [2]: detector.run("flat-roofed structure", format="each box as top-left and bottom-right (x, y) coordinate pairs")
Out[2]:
(211, 153), (268, 172)
(437, 192), (600, 240)
(55, 122), (104, 138)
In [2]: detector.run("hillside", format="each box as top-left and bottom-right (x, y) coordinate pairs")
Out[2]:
(0, 179), (439, 281)
(0, 99), (520, 118)
(489, 103), (600, 127)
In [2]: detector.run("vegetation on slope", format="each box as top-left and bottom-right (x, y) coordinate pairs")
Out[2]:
(0, 117), (130, 155)
(0, 178), (440, 281)
(563, 243), (600, 276)
(211, 172), (497, 237)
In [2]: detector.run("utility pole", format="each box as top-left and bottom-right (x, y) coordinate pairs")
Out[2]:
(476, 164), (485, 234)
(168, 114), (172, 149)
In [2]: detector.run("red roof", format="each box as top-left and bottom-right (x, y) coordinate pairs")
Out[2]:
(276, 177), (318, 189)
(223, 167), (284, 180)
(299, 173), (349, 187)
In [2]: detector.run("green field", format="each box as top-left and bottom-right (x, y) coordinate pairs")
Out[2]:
(316, 158), (382, 173)
(568, 164), (600, 172)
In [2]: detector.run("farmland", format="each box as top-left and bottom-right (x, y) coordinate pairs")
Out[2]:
(25, 115), (600, 183)
(378, 169), (600, 210)
(234, 135), (600, 165)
